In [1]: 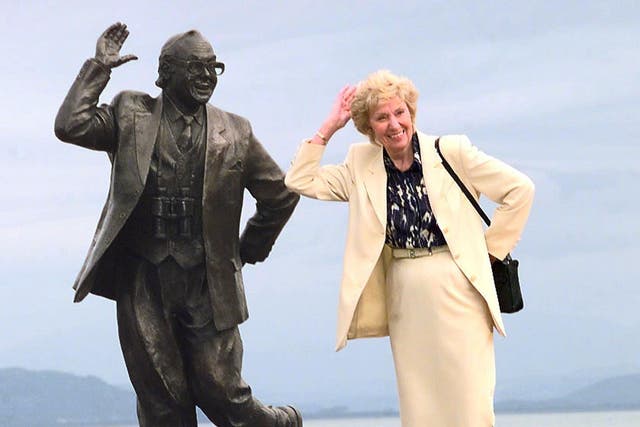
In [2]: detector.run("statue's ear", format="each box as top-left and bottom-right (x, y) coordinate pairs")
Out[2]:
(155, 61), (173, 88)
(159, 61), (172, 74)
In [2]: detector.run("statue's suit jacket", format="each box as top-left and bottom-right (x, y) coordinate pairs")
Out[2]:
(55, 59), (298, 331)
(285, 132), (534, 350)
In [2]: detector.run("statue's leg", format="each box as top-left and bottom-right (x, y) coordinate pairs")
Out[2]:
(175, 277), (301, 427)
(185, 325), (274, 426)
(115, 254), (197, 427)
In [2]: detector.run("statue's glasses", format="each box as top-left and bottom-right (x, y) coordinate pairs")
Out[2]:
(169, 58), (225, 76)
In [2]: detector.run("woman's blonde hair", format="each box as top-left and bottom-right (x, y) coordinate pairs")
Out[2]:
(350, 70), (419, 140)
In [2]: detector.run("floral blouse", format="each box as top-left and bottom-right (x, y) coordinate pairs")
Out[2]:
(383, 133), (447, 249)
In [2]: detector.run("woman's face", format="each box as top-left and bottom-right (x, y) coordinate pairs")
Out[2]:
(368, 96), (414, 156)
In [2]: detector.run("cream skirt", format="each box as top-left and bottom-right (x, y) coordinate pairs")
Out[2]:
(386, 249), (495, 427)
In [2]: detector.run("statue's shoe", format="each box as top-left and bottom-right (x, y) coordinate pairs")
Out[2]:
(276, 405), (303, 426)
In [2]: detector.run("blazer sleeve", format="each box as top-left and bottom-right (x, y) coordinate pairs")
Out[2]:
(453, 135), (535, 260)
(284, 141), (354, 202)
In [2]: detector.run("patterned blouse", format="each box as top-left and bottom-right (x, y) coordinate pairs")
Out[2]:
(383, 134), (447, 249)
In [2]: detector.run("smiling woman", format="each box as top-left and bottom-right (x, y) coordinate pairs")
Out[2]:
(285, 69), (535, 427)
(367, 98), (414, 170)
(350, 71), (418, 171)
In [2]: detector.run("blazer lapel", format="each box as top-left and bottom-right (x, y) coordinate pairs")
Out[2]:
(418, 132), (455, 219)
(134, 96), (162, 185)
(363, 144), (387, 229)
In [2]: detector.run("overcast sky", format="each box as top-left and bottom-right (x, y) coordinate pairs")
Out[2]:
(1, 0), (639, 410)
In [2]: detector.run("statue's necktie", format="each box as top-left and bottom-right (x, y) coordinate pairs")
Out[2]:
(177, 115), (194, 153)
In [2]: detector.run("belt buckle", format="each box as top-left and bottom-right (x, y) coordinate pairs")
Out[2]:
(409, 249), (416, 258)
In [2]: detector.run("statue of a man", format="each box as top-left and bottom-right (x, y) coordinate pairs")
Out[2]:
(54, 23), (301, 427)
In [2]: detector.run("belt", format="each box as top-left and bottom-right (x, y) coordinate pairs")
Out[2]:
(391, 245), (449, 259)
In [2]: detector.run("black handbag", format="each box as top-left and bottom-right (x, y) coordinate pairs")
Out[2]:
(435, 138), (524, 313)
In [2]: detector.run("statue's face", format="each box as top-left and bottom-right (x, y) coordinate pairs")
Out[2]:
(164, 38), (221, 109)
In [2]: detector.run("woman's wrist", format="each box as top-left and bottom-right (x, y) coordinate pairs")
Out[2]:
(319, 121), (341, 140)
(308, 130), (328, 145)
(309, 122), (338, 145)
(315, 130), (328, 144)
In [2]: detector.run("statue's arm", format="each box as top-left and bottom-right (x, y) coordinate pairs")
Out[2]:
(54, 23), (137, 152)
(239, 128), (300, 265)
(54, 59), (117, 151)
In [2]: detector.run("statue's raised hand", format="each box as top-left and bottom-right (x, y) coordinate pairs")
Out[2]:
(95, 22), (138, 68)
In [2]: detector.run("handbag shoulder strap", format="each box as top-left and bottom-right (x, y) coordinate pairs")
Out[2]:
(435, 137), (491, 226)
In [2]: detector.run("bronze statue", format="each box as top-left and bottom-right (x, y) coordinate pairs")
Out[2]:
(54, 23), (301, 427)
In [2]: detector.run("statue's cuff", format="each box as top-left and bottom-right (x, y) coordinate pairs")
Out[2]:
(87, 58), (112, 75)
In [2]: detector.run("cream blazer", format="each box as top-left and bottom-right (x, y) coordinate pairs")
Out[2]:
(285, 132), (534, 351)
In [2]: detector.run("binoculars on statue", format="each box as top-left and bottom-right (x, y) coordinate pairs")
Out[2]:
(151, 195), (195, 239)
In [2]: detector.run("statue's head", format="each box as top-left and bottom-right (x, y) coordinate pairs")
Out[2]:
(156, 30), (225, 110)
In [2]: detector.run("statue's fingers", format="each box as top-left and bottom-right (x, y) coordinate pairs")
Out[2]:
(113, 25), (127, 43)
(105, 22), (124, 43)
(102, 22), (120, 36)
(113, 54), (138, 67)
(112, 29), (129, 49)
(119, 29), (130, 44)
(119, 24), (129, 39)
(106, 22), (124, 39)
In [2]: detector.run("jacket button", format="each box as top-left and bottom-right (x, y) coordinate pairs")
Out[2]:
(470, 274), (477, 282)
(453, 253), (460, 260)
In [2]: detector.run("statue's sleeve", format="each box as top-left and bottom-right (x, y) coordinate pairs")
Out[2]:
(54, 59), (117, 153)
(239, 126), (300, 264)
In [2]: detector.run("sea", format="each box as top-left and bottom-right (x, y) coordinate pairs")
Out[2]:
(106, 410), (640, 426)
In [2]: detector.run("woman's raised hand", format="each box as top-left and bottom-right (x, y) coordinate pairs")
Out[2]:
(327, 85), (357, 131)
(311, 85), (357, 145)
